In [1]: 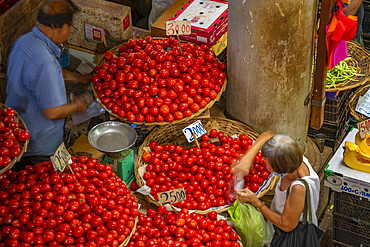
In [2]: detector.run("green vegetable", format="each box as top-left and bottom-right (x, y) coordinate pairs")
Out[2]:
(325, 58), (364, 89)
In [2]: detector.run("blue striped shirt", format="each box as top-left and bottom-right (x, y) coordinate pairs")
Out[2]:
(6, 26), (67, 157)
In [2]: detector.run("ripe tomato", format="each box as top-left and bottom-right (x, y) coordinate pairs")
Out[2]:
(17, 130), (30, 142)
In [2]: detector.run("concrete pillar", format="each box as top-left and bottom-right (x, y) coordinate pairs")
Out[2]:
(226, 0), (317, 151)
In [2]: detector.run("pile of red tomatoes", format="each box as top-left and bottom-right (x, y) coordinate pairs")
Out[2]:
(126, 206), (241, 247)
(141, 129), (272, 211)
(0, 0), (19, 16)
(0, 107), (30, 168)
(0, 156), (138, 247)
(92, 36), (226, 123)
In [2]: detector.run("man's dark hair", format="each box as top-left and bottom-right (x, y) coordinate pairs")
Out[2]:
(38, 0), (78, 29)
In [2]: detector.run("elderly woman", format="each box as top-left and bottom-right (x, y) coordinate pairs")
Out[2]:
(234, 131), (320, 233)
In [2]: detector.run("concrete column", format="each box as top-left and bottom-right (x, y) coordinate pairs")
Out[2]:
(226, 0), (317, 151)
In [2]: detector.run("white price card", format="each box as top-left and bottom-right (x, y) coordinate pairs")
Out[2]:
(182, 120), (206, 142)
(158, 187), (186, 205)
(357, 119), (370, 138)
(166, 20), (191, 36)
(52, 142), (72, 172)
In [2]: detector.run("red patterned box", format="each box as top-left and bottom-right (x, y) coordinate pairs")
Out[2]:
(169, 0), (228, 48)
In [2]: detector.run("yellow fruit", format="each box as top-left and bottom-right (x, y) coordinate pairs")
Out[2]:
(357, 132), (370, 155)
(343, 141), (370, 173)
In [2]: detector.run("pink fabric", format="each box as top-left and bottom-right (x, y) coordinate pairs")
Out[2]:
(326, 24), (348, 69)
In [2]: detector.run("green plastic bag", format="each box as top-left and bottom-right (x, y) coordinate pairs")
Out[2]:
(228, 200), (274, 247)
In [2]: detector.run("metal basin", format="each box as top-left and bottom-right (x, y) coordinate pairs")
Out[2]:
(88, 121), (137, 153)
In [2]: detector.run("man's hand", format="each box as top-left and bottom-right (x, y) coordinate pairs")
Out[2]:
(74, 99), (88, 113)
(63, 69), (92, 85)
(77, 74), (93, 85)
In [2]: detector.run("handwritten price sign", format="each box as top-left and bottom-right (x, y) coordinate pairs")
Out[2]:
(166, 21), (191, 36)
(52, 142), (71, 172)
(183, 120), (206, 143)
(358, 119), (370, 138)
(158, 187), (186, 205)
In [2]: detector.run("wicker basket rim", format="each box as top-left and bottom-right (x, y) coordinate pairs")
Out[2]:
(326, 41), (370, 92)
(0, 103), (29, 174)
(348, 84), (370, 122)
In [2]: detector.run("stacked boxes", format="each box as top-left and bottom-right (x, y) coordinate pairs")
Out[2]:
(308, 90), (352, 152)
(68, 0), (132, 52)
(325, 129), (370, 246)
(0, 0), (47, 75)
(363, 0), (370, 50)
(332, 192), (370, 246)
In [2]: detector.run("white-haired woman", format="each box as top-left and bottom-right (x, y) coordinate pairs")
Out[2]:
(233, 131), (320, 235)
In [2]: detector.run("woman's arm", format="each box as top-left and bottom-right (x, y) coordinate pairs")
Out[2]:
(343, 0), (363, 16)
(232, 131), (276, 179)
(236, 184), (306, 232)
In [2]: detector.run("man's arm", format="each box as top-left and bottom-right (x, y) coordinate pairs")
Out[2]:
(42, 100), (87, 120)
(63, 69), (92, 85)
(343, 0), (363, 16)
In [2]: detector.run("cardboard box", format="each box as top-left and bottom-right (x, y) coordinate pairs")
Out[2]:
(151, 0), (190, 38)
(68, 0), (132, 52)
(169, 0), (228, 48)
(210, 31), (227, 62)
(324, 128), (370, 200)
(0, 0), (47, 75)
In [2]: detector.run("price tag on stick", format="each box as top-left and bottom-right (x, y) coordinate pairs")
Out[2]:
(166, 20), (191, 57)
(183, 120), (207, 143)
(358, 119), (370, 138)
(158, 187), (187, 205)
(166, 21), (191, 36)
(52, 142), (72, 172)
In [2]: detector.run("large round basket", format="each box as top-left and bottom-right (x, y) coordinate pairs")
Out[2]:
(0, 103), (29, 174)
(121, 216), (138, 247)
(91, 38), (227, 126)
(349, 83), (370, 122)
(326, 41), (370, 92)
(134, 117), (279, 214)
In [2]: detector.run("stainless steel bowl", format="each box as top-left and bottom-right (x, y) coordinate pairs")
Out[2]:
(88, 121), (137, 153)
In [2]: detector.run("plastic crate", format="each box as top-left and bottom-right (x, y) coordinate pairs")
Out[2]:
(323, 90), (352, 123)
(98, 148), (135, 186)
(334, 191), (370, 222)
(333, 213), (370, 246)
(308, 118), (350, 152)
(332, 241), (353, 247)
(324, 89), (350, 113)
(308, 107), (349, 140)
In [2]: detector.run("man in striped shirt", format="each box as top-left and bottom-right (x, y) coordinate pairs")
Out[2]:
(5, 0), (89, 170)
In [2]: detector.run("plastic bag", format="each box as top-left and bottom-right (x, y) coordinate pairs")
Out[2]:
(71, 100), (105, 125)
(228, 200), (274, 247)
(148, 0), (176, 29)
(226, 176), (245, 204)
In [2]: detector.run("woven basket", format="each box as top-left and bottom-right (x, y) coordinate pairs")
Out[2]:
(326, 41), (370, 92)
(134, 117), (279, 214)
(348, 83), (370, 122)
(120, 216), (138, 247)
(91, 38), (227, 126)
(0, 103), (29, 174)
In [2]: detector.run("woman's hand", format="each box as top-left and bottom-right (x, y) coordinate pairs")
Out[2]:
(232, 131), (276, 179)
(235, 188), (259, 206)
(232, 156), (253, 179)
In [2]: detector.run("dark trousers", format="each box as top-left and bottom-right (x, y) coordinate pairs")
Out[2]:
(12, 156), (51, 172)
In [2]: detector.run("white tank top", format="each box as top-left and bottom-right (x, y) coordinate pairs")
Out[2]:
(270, 156), (320, 226)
